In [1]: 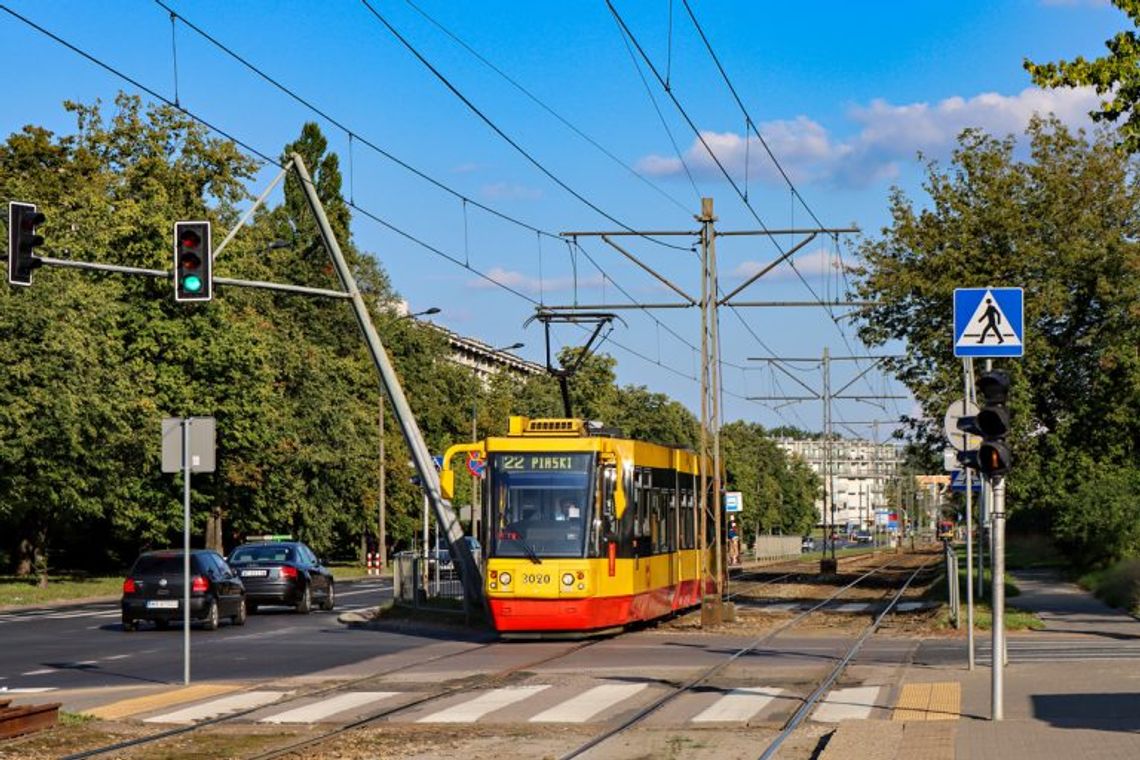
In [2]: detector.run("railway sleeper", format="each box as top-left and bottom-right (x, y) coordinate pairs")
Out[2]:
(0, 702), (61, 739)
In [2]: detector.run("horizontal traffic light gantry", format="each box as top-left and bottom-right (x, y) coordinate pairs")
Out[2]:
(957, 369), (1012, 477)
(174, 221), (212, 302)
(8, 201), (45, 287)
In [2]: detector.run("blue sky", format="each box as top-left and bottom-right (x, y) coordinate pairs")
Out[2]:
(0, 1), (1123, 439)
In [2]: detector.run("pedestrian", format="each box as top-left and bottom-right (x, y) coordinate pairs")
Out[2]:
(727, 519), (740, 565)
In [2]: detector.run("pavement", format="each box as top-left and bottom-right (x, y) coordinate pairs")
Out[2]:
(820, 568), (1140, 760)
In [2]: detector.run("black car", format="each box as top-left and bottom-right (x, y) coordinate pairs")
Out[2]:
(121, 549), (246, 632)
(226, 540), (334, 614)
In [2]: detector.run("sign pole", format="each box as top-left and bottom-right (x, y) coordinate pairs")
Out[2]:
(182, 418), (191, 686)
(963, 359), (975, 671)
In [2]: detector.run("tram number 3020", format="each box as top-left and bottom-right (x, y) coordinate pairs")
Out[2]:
(523, 574), (551, 585)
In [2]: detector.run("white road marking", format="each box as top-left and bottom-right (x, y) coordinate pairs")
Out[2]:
(812, 686), (882, 722)
(20, 669), (56, 676)
(337, 588), (390, 598)
(260, 691), (400, 723)
(103, 654), (130, 661)
(144, 691), (285, 724)
(691, 687), (784, 723)
(417, 685), (550, 723)
(529, 684), (647, 723)
(0, 687), (57, 693)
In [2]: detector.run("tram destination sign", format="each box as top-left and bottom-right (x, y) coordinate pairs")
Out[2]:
(498, 454), (588, 471)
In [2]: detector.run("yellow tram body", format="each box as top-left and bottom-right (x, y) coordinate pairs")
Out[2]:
(442, 417), (720, 634)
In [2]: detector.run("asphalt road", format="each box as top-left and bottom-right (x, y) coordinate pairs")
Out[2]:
(0, 577), (412, 693)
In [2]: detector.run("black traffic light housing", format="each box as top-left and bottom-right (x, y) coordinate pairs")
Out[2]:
(956, 369), (1012, 476)
(8, 201), (45, 286)
(174, 221), (212, 302)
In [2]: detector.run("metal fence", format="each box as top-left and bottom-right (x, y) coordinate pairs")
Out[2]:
(392, 552), (467, 608)
(945, 541), (961, 628)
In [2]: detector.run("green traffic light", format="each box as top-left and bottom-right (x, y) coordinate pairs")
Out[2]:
(183, 275), (202, 293)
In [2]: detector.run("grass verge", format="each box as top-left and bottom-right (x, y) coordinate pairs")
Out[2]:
(1079, 559), (1140, 615)
(0, 574), (122, 608)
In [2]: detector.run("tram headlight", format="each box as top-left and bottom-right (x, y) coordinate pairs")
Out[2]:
(561, 572), (575, 587)
(498, 572), (512, 586)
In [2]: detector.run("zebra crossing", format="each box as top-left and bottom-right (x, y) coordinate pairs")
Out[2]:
(975, 639), (1140, 663)
(131, 682), (886, 726)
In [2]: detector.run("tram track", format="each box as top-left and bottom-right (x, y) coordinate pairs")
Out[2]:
(57, 634), (603, 760)
(556, 550), (938, 760)
(49, 549), (938, 760)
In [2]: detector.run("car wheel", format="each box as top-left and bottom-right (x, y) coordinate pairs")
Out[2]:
(122, 617), (137, 632)
(319, 582), (335, 612)
(295, 584), (311, 614)
(232, 598), (247, 626)
(247, 601), (258, 615)
(202, 598), (219, 631)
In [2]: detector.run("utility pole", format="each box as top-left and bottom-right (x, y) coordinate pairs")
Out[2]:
(555, 205), (859, 625)
(748, 351), (905, 572)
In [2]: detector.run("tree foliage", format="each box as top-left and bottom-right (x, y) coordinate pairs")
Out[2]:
(1025, 0), (1140, 153)
(0, 95), (827, 575)
(852, 117), (1140, 565)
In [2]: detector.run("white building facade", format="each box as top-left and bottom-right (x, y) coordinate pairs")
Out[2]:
(776, 437), (904, 530)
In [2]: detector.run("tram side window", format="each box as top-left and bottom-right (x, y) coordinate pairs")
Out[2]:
(678, 471), (695, 550)
(632, 467), (653, 556)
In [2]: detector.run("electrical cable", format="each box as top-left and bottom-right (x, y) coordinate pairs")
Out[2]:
(401, 0), (695, 215)
(360, 0), (692, 253)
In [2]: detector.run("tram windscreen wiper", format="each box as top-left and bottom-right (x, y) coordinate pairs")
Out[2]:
(512, 539), (542, 565)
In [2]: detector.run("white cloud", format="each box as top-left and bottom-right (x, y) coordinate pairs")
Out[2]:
(467, 267), (605, 294)
(636, 86), (1101, 188)
(731, 246), (854, 282)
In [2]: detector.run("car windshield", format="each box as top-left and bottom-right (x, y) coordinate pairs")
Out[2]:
(230, 545), (295, 563)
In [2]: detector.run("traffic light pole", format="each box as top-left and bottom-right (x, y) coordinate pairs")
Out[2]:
(991, 474), (1006, 720)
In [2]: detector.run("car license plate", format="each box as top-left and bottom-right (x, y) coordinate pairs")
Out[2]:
(146, 600), (179, 609)
(241, 569), (269, 577)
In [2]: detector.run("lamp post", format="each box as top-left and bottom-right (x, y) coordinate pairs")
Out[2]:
(378, 306), (440, 572)
(469, 341), (524, 541)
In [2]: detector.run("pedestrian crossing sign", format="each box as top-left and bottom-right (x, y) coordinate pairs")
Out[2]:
(953, 287), (1023, 357)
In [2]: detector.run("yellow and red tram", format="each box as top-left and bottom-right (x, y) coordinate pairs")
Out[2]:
(441, 416), (721, 635)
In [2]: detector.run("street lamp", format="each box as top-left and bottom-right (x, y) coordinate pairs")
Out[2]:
(377, 306), (441, 573)
(468, 341), (525, 546)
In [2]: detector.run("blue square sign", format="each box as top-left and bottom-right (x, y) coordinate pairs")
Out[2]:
(953, 287), (1024, 358)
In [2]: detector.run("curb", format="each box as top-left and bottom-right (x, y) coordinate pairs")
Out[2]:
(0, 595), (120, 615)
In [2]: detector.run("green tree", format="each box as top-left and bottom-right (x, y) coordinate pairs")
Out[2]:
(1025, 0), (1140, 153)
(852, 117), (1140, 562)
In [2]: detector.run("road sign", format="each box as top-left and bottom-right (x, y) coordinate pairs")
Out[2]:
(954, 287), (1023, 357)
(943, 398), (980, 452)
(724, 491), (743, 513)
(161, 417), (216, 473)
(466, 451), (486, 478)
(949, 469), (982, 493)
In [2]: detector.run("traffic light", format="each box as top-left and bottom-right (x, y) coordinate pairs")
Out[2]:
(174, 221), (212, 302)
(957, 370), (1012, 476)
(8, 201), (45, 286)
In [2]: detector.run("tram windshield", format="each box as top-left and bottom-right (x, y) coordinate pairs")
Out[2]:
(489, 452), (594, 559)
